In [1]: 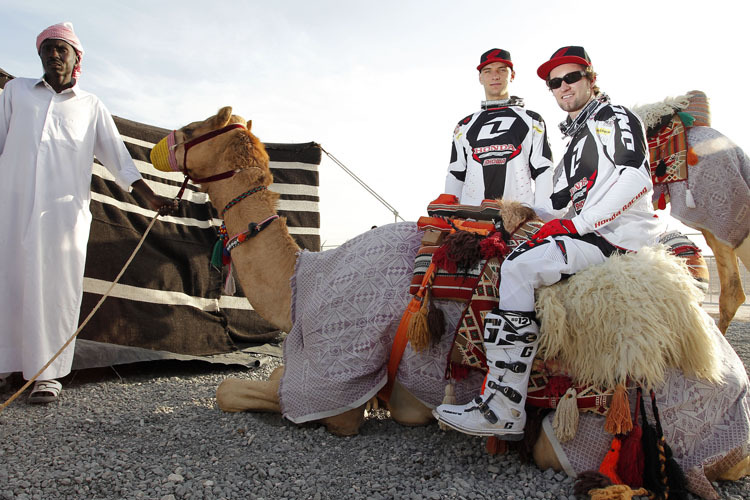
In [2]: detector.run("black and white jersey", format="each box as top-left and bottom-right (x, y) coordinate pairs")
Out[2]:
(551, 101), (662, 251)
(445, 101), (555, 219)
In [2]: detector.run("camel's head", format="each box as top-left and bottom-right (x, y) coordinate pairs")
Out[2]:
(151, 106), (272, 188)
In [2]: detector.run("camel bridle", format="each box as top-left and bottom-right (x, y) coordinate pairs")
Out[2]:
(170, 123), (247, 198)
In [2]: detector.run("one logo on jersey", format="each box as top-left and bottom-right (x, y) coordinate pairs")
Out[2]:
(473, 144), (516, 155)
(570, 177), (588, 199)
(569, 136), (587, 177)
(477, 117), (516, 141)
(612, 106), (635, 151)
(483, 158), (507, 167)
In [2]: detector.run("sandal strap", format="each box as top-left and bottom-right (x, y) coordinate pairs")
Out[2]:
(32, 379), (62, 394)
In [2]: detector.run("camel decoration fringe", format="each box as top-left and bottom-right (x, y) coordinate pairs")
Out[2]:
(535, 244), (722, 390)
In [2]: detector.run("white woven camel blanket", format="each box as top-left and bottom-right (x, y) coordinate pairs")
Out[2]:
(654, 126), (750, 247)
(547, 322), (750, 500)
(279, 222), (483, 424)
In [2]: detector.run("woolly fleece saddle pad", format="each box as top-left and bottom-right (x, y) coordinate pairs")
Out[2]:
(279, 222), (484, 424)
(654, 126), (750, 247)
(545, 323), (750, 500)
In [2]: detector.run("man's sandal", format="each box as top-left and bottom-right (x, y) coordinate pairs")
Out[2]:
(28, 379), (62, 404)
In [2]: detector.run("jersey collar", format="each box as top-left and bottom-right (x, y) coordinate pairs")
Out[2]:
(481, 95), (524, 109)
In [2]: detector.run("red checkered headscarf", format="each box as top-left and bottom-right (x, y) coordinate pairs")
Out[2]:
(36, 22), (84, 79)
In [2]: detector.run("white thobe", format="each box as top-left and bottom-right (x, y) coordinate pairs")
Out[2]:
(0, 77), (142, 380)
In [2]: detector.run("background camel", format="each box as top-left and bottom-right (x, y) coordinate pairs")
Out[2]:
(632, 94), (750, 334)
(151, 107), (750, 498)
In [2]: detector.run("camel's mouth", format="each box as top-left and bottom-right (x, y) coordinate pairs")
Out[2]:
(151, 131), (181, 173)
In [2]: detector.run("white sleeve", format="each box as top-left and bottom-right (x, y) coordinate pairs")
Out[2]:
(531, 168), (556, 221)
(92, 100), (142, 189)
(445, 124), (466, 197)
(570, 167), (652, 234)
(529, 116), (555, 220)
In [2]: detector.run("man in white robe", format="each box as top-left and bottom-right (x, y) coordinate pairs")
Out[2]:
(0, 22), (175, 403)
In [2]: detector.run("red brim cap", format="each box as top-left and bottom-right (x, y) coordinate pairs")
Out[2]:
(477, 57), (513, 71)
(477, 48), (513, 71)
(536, 46), (591, 80)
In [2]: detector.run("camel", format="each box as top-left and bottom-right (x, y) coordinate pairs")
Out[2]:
(150, 107), (750, 498)
(632, 93), (750, 334)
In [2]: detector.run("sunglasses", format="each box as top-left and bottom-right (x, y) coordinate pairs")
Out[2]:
(547, 70), (587, 90)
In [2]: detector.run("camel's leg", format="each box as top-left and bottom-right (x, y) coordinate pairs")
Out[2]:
(319, 405), (367, 436)
(215, 368), (284, 413)
(702, 229), (746, 334)
(532, 424), (563, 472)
(736, 234), (750, 272)
(387, 379), (435, 427)
(268, 365), (284, 381)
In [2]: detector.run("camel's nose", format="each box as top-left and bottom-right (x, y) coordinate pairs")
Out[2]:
(151, 131), (180, 172)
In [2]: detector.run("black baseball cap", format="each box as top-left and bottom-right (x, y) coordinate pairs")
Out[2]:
(478, 48), (513, 71)
(536, 46), (592, 80)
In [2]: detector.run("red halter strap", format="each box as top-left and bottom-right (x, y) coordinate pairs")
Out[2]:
(178, 123), (247, 185)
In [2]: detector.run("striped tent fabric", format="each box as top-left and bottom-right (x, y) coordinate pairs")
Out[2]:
(2, 70), (321, 359)
(79, 117), (320, 356)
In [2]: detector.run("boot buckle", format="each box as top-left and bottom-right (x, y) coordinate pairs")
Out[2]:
(494, 360), (527, 373)
(476, 395), (498, 424)
(490, 384), (522, 404)
(506, 332), (538, 344)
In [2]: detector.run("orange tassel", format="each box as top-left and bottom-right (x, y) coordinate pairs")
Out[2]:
(687, 147), (699, 165)
(605, 384), (633, 435)
(407, 288), (431, 352)
(598, 435), (624, 485)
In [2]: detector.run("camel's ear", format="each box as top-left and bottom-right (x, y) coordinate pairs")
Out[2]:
(211, 106), (233, 128)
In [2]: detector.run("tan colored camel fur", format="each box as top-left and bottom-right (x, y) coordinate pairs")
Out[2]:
(154, 107), (748, 488)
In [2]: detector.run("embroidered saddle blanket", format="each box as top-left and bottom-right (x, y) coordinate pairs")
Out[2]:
(637, 91), (712, 188)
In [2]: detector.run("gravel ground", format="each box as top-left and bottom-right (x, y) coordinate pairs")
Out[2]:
(1, 317), (749, 500)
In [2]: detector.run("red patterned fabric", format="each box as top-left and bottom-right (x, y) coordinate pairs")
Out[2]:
(448, 258), (501, 376)
(409, 216), (496, 300)
(649, 114), (688, 185)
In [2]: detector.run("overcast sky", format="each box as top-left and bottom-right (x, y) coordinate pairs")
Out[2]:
(1, 0), (747, 253)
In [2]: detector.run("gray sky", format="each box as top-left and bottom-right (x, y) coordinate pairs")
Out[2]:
(2, 0), (747, 252)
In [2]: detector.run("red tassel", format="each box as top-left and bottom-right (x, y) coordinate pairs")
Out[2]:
(617, 393), (644, 487)
(479, 231), (509, 260)
(657, 192), (667, 210)
(598, 436), (624, 485)
(431, 246), (457, 273)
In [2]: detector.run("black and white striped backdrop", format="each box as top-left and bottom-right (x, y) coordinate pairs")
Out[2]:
(1, 70), (321, 358)
(79, 117), (320, 355)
